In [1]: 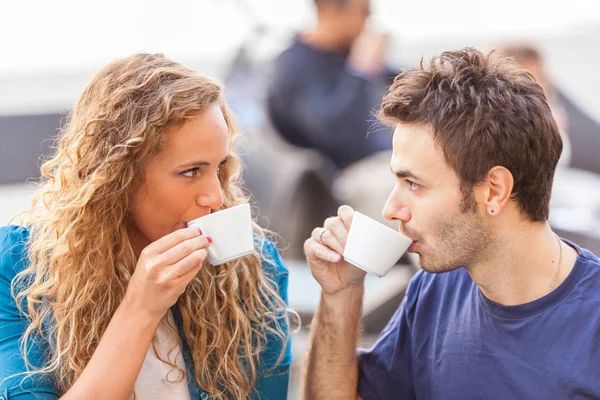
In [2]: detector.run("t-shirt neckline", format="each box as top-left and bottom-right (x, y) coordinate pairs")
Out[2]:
(477, 239), (587, 320)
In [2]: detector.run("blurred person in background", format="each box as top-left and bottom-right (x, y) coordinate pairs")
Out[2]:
(266, 0), (398, 225)
(302, 48), (600, 399)
(0, 54), (291, 399)
(499, 44), (600, 175)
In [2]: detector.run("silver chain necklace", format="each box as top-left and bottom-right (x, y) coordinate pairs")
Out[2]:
(548, 235), (563, 293)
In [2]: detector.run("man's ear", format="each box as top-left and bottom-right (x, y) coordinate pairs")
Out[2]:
(480, 166), (514, 216)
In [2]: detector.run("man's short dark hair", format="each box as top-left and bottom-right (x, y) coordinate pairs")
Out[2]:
(378, 47), (562, 222)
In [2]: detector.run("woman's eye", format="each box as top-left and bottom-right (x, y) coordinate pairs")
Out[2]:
(181, 168), (199, 178)
(217, 159), (228, 173)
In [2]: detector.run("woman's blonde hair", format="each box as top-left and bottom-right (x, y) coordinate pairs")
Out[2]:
(13, 53), (288, 399)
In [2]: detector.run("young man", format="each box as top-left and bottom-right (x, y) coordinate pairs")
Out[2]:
(302, 48), (600, 399)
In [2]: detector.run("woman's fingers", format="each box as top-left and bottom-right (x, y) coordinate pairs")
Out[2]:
(174, 257), (205, 290)
(164, 248), (209, 281)
(160, 234), (211, 265)
(145, 226), (202, 256)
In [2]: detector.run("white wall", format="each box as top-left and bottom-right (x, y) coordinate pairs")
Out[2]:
(2, 0), (600, 119)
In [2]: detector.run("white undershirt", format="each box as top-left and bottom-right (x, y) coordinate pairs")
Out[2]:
(133, 311), (192, 400)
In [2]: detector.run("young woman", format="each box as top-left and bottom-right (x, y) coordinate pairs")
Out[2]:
(0, 53), (291, 399)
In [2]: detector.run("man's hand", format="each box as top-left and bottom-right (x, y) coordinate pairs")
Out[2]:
(304, 205), (367, 296)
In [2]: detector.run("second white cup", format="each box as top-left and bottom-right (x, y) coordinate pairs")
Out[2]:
(343, 211), (413, 277)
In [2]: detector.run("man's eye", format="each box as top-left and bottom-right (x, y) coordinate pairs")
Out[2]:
(407, 180), (421, 191)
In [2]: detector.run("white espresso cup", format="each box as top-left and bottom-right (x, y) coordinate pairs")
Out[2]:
(343, 211), (413, 277)
(187, 203), (254, 266)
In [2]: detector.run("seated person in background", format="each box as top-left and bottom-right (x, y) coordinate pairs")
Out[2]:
(267, 0), (397, 225)
(302, 48), (600, 400)
(0, 53), (291, 400)
(499, 43), (600, 175)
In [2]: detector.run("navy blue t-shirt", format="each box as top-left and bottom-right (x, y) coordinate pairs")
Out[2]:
(358, 240), (600, 399)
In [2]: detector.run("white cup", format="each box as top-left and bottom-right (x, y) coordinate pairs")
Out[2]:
(343, 211), (413, 277)
(187, 203), (254, 266)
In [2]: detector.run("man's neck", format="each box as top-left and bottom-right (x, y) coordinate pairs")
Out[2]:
(468, 221), (578, 306)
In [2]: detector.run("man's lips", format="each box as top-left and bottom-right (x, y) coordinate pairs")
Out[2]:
(408, 241), (419, 252)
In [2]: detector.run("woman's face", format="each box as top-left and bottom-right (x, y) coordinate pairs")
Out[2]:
(130, 103), (229, 252)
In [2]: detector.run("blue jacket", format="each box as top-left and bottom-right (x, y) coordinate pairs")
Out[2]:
(0, 225), (292, 399)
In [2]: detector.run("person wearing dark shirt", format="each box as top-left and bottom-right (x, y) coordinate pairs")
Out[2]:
(267, 0), (392, 170)
(267, 0), (398, 225)
(499, 43), (600, 175)
(302, 48), (600, 399)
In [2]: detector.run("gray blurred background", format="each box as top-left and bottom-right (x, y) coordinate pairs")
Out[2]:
(2, 1), (600, 398)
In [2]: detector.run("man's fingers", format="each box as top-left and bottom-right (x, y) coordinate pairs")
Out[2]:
(305, 237), (342, 264)
(338, 205), (355, 230)
(323, 217), (349, 252)
(315, 245), (342, 263)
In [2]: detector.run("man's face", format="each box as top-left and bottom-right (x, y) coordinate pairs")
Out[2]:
(383, 123), (492, 273)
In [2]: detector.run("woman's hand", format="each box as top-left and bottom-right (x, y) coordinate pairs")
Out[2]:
(124, 226), (210, 319)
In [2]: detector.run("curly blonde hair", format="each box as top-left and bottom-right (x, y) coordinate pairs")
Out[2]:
(13, 53), (288, 399)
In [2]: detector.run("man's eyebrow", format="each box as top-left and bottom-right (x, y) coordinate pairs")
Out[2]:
(390, 166), (424, 182)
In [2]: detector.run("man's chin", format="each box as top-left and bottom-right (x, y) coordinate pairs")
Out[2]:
(418, 258), (461, 274)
